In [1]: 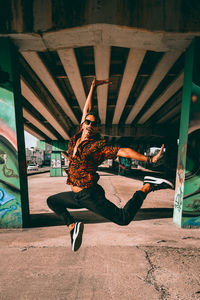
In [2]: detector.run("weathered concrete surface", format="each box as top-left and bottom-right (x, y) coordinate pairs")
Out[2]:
(1, 0), (200, 34)
(0, 171), (200, 300)
(1, 2), (199, 52)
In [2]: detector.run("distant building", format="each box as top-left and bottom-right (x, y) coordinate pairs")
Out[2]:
(25, 147), (44, 166)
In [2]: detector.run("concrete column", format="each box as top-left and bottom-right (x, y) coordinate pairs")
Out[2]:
(50, 141), (68, 177)
(173, 38), (200, 228)
(0, 39), (29, 228)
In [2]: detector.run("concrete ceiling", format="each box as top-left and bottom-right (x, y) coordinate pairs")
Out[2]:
(1, 0), (199, 146)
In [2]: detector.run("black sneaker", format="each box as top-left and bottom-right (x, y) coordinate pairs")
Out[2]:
(70, 222), (84, 252)
(143, 176), (174, 191)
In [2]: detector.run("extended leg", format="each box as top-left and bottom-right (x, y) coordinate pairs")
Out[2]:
(73, 184), (149, 226)
(47, 191), (85, 252)
(47, 191), (83, 226)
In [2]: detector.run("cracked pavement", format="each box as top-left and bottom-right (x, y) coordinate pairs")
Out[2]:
(0, 171), (199, 300)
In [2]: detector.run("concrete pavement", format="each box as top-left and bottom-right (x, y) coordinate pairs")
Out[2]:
(0, 170), (200, 300)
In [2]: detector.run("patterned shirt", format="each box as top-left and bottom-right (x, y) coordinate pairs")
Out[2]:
(67, 132), (120, 188)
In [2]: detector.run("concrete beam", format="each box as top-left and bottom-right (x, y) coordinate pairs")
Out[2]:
(94, 45), (111, 124)
(99, 124), (166, 138)
(125, 51), (182, 124)
(112, 48), (146, 124)
(3, 25), (195, 52)
(2, 1), (200, 34)
(170, 115), (180, 124)
(21, 51), (79, 124)
(23, 109), (57, 140)
(157, 104), (181, 124)
(21, 79), (69, 140)
(0, 33), (46, 51)
(58, 48), (86, 110)
(24, 124), (44, 140)
(42, 25), (194, 52)
(138, 72), (184, 124)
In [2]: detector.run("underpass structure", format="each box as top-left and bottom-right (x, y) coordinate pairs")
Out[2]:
(0, 0), (200, 228)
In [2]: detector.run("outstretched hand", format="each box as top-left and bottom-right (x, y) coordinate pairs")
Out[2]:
(152, 144), (164, 163)
(92, 78), (112, 87)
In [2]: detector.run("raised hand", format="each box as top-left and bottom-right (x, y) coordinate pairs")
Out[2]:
(95, 78), (112, 86)
(152, 144), (164, 163)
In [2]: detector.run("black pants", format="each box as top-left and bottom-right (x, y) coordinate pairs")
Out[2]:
(47, 184), (146, 226)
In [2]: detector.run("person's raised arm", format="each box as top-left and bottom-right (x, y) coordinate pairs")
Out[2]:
(81, 78), (112, 124)
(117, 144), (164, 164)
(81, 78), (96, 124)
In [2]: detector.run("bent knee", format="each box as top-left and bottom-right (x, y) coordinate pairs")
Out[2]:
(47, 195), (56, 208)
(116, 220), (130, 226)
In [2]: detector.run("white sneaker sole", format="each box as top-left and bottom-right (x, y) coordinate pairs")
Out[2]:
(144, 176), (174, 189)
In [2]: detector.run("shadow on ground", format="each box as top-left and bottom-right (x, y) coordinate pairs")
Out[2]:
(29, 208), (173, 228)
(28, 167), (175, 228)
(98, 167), (166, 181)
(98, 166), (175, 187)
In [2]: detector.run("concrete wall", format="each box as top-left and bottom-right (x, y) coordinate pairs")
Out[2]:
(0, 39), (29, 228)
(0, 0), (200, 34)
(173, 38), (200, 228)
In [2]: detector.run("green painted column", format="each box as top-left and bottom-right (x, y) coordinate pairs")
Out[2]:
(50, 152), (62, 177)
(173, 38), (200, 228)
(50, 141), (68, 177)
(0, 39), (29, 228)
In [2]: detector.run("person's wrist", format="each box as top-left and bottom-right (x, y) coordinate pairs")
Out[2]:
(147, 156), (153, 164)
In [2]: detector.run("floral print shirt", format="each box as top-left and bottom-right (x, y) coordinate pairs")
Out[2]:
(67, 132), (119, 188)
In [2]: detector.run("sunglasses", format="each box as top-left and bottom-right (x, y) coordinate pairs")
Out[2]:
(84, 119), (98, 127)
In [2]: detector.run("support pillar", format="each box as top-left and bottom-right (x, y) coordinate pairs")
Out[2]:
(50, 152), (62, 177)
(173, 38), (200, 228)
(0, 39), (29, 228)
(50, 141), (68, 177)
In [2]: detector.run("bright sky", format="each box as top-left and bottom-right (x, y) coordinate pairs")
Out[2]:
(24, 131), (37, 148)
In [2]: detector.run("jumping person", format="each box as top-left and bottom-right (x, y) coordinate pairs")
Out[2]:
(47, 78), (174, 252)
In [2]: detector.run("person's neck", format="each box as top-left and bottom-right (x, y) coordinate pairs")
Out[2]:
(80, 131), (89, 141)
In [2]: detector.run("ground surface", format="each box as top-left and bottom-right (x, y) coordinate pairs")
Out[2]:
(0, 170), (199, 300)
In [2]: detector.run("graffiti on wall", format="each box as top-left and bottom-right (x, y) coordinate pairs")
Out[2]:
(173, 81), (200, 227)
(51, 158), (61, 169)
(182, 93), (200, 227)
(174, 144), (187, 213)
(0, 87), (22, 227)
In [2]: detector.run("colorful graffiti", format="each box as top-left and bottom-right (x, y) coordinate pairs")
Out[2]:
(0, 61), (24, 228)
(182, 216), (200, 228)
(174, 144), (187, 213)
(174, 127), (200, 228)
(173, 40), (200, 228)
(182, 129), (200, 227)
(0, 87), (23, 227)
(50, 152), (62, 177)
(181, 90), (200, 227)
(0, 39), (29, 228)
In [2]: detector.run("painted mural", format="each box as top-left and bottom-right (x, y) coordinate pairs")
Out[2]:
(182, 93), (200, 227)
(50, 141), (68, 177)
(174, 89), (200, 228)
(174, 144), (186, 214)
(0, 86), (22, 227)
(173, 40), (200, 228)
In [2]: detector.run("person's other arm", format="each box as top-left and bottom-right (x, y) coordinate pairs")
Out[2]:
(117, 144), (164, 164)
